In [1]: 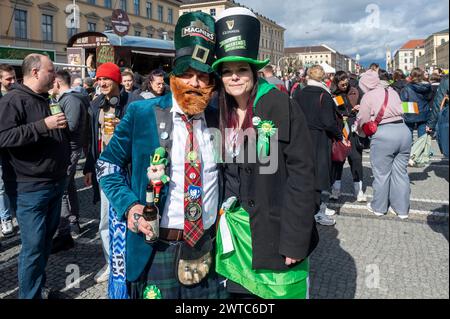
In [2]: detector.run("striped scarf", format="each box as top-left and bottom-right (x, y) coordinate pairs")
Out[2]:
(96, 160), (129, 299)
(108, 202), (129, 299)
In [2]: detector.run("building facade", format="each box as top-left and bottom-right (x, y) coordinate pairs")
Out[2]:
(393, 39), (425, 73)
(0, 0), (181, 63)
(179, 0), (285, 66)
(284, 44), (356, 73)
(423, 29), (449, 68)
(436, 40), (449, 70)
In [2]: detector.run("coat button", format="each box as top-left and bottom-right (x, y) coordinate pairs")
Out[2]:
(245, 167), (252, 174)
(248, 200), (255, 208)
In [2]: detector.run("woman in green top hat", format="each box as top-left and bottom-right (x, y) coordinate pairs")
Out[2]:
(213, 7), (320, 299)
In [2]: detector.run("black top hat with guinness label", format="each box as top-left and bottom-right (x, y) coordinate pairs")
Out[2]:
(212, 7), (270, 71)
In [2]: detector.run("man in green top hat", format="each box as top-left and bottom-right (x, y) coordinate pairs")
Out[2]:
(96, 11), (228, 299)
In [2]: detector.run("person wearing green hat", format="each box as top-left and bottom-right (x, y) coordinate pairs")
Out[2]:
(96, 11), (227, 299)
(213, 7), (319, 299)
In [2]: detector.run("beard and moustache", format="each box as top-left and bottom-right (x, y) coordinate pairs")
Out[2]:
(170, 76), (215, 116)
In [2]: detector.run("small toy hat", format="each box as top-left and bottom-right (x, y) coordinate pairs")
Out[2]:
(151, 147), (169, 166)
(172, 12), (216, 76)
(212, 7), (270, 71)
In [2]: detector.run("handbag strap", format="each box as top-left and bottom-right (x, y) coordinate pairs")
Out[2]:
(374, 89), (389, 124)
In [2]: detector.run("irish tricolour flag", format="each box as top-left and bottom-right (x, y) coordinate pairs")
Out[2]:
(333, 96), (345, 106)
(342, 120), (350, 140)
(402, 102), (419, 114)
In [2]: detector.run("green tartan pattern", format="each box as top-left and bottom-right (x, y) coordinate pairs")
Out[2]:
(129, 241), (229, 299)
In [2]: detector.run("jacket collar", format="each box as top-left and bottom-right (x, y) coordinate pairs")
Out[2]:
(13, 83), (49, 101)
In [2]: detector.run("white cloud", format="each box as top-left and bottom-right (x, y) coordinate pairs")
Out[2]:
(236, 0), (449, 66)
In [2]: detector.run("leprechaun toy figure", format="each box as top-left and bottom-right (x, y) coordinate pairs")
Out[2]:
(96, 11), (227, 299)
(147, 147), (170, 205)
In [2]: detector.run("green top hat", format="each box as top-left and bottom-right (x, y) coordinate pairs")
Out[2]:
(151, 147), (169, 166)
(212, 7), (270, 72)
(172, 12), (216, 76)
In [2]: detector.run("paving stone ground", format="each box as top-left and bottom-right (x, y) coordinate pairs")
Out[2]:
(1, 142), (448, 299)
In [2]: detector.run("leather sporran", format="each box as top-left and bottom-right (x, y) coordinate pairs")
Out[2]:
(175, 231), (214, 286)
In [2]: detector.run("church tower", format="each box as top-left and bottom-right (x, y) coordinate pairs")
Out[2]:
(386, 46), (392, 72)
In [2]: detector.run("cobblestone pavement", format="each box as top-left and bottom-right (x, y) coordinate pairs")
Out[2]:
(0, 141), (448, 299)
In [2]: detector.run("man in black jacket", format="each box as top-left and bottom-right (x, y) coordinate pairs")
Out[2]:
(0, 64), (17, 238)
(0, 54), (70, 299)
(50, 70), (88, 252)
(83, 62), (143, 283)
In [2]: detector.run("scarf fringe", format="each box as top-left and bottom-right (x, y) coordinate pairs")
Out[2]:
(108, 275), (129, 299)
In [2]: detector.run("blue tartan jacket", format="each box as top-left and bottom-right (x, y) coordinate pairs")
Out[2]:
(97, 93), (219, 282)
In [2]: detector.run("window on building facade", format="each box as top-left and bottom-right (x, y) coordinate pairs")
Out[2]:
(88, 22), (97, 32)
(210, 8), (216, 17)
(168, 8), (173, 24)
(134, 0), (140, 16)
(104, 0), (112, 8)
(68, 27), (77, 38)
(105, 24), (112, 31)
(41, 14), (53, 42)
(146, 1), (152, 18)
(147, 32), (153, 38)
(120, 0), (127, 11)
(15, 9), (27, 39)
(158, 5), (163, 22)
(135, 30), (141, 36)
(441, 39), (446, 45)
(405, 58), (408, 63)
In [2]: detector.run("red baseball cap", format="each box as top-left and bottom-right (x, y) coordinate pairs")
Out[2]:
(96, 62), (122, 84)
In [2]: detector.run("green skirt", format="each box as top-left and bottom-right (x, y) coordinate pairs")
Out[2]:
(215, 204), (309, 299)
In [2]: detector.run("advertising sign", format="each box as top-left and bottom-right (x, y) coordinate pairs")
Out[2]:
(112, 9), (130, 36)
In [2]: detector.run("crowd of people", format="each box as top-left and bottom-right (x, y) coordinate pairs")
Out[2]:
(0, 8), (448, 300)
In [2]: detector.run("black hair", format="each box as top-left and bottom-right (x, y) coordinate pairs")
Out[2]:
(141, 69), (165, 91)
(55, 70), (71, 86)
(333, 71), (349, 86)
(378, 69), (391, 82)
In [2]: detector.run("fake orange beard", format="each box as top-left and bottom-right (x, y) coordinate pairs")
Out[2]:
(170, 76), (215, 116)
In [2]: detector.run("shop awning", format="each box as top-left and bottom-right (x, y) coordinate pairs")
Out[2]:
(131, 50), (175, 57)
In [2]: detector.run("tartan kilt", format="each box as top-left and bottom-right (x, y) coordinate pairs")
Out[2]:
(127, 240), (230, 299)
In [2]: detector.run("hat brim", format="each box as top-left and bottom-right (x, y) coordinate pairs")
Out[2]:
(172, 56), (214, 76)
(212, 56), (270, 72)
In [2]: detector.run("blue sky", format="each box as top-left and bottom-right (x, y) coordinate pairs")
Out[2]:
(237, 0), (449, 67)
